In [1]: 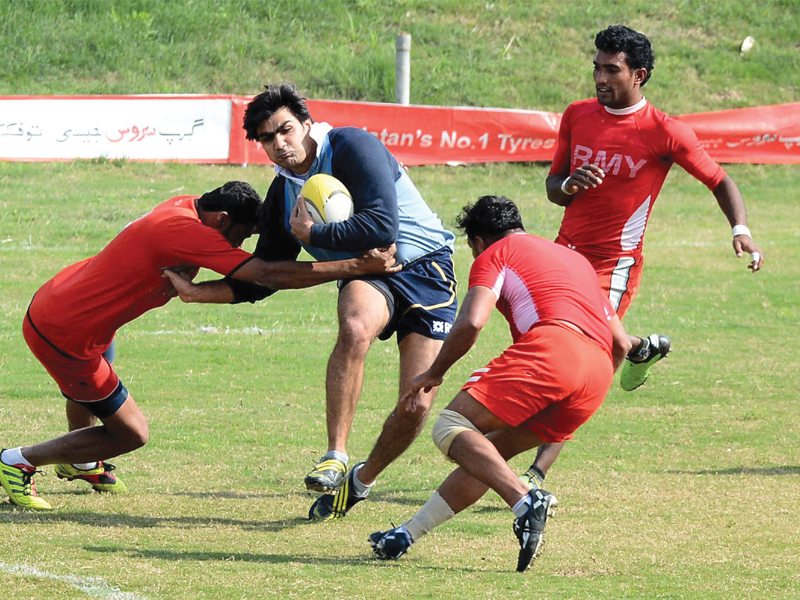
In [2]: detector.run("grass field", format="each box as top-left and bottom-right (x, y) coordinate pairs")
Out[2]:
(0, 160), (798, 599)
(1, 0), (799, 597)
(3, 0), (799, 114)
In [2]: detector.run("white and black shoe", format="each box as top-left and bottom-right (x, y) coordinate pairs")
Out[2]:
(513, 489), (557, 572)
(369, 526), (413, 560)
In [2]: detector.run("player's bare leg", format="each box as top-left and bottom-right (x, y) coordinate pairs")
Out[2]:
(308, 332), (441, 520)
(66, 400), (97, 431)
(519, 442), (565, 489)
(357, 332), (442, 485)
(325, 281), (388, 451)
(371, 395), (555, 570)
(305, 281), (389, 493)
(370, 425), (543, 559)
(58, 400), (128, 492)
(20, 396), (149, 466)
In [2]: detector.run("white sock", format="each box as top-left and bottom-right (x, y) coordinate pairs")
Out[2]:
(1, 447), (34, 469)
(72, 462), (99, 471)
(351, 463), (372, 498)
(512, 494), (532, 518)
(403, 491), (456, 543)
(323, 450), (348, 465)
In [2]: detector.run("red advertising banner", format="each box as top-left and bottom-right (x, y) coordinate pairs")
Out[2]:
(2, 95), (799, 165)
(233, 97), (800, 166)
(232, 97), (561, 166)
(676, 102), (800, 164)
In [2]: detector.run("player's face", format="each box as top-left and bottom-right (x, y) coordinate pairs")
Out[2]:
(256, 107), (315, 174)
(592, 50), (645, 109)
(222, 222), (257, 249)
(467, 236), (486, 258)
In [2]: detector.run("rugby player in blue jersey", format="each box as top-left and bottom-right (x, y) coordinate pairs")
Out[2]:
(171, 83), (457, 520)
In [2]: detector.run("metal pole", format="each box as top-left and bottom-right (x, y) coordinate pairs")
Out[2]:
(395, 33), (411, 105)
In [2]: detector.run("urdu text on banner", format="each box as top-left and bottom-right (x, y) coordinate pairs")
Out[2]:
(2, 96), (800, 165)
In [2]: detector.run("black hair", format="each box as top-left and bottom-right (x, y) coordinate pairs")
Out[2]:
(595, 25), (655, 86)
(197, 181), (262, 226)
(455, 195), (524, 240)
(243, 82), (314, 141)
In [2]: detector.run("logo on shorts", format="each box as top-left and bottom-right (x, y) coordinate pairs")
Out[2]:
(432, 321), (452, 335)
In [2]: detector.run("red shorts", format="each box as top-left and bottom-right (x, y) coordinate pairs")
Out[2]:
(462, 322), (613, 443)
(554, 237), (643, 319)
(23, 315), (120, 401)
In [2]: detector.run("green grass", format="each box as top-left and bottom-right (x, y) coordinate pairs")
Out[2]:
(0, 161), (798, 599)
(2, 0), (799, 113)
(1, 1), (799, 597)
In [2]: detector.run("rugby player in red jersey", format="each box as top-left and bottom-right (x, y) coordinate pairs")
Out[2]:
(369, 195), (631, 571)
(521, 25), (765, 492)
(0, 181), (397, 509)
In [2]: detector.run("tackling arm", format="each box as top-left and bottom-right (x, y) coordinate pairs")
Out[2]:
(230, 248), (398, 289)
(162, 273), (235, 304)
(164, 246), (400, 305)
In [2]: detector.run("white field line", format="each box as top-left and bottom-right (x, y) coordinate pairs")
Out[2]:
(0, 561), (152, 600)
(144, 326), (336, 336)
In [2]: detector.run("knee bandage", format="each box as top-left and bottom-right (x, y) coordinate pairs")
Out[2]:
(431, 409), (481, 459)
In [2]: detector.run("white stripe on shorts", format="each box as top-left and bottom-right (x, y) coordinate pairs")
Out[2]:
(609, 256), (636, 311)
(466, 367), (490, 383)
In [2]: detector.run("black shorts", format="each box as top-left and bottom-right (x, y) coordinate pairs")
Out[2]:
(340, 247), (458, 343)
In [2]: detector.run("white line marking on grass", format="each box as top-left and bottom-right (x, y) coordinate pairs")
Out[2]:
(145, 326), (336, 336)
(0, 562), (152, 600)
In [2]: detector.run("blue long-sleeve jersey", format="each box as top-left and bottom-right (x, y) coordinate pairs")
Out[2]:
(228, 126), (454, 303)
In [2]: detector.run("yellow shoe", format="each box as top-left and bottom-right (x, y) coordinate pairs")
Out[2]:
(55, 461), (127, 492)
(0, 454), (52, 510)
(304, 457), (347, 493)
(308, 462), (368, 521)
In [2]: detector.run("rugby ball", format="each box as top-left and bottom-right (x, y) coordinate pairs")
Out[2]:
(300, 174), (354, 225)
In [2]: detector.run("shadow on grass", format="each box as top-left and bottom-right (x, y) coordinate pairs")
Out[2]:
(0, 488), (509, 530)
(0, 491), (454, 529)
(84, 545), (378, 566)
(0, 506), (310, 532)
(162, 489), (438, 511)
(668, 465), (800, 476)
(167, 491), (292, 499)
(82, 545), (495, 572)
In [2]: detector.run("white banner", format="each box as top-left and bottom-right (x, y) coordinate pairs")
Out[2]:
(0, 96), (231, 161)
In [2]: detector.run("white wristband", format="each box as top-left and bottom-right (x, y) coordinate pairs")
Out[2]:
(732, 225), (751, 238)
(560, 178), (575, 195)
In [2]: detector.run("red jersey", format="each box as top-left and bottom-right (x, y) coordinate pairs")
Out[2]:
(468, 232), (614, 350)
(550, 99), (726, 258)
(28, 196), (252, 360)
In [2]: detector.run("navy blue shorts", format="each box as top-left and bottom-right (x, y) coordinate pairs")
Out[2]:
(340, 247), (458, 343)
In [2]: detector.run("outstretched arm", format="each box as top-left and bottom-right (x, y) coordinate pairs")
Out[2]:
(231, 246), (399, 289)
(162, 274), (236, 304)
(712, 175), (764, 272)
(164, 246), (400, 304)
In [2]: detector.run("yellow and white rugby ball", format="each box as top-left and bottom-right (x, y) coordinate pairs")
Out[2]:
(300, 174), (354, 225)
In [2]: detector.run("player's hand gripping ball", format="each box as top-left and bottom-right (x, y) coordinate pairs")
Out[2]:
(300, 174), (354, 225)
